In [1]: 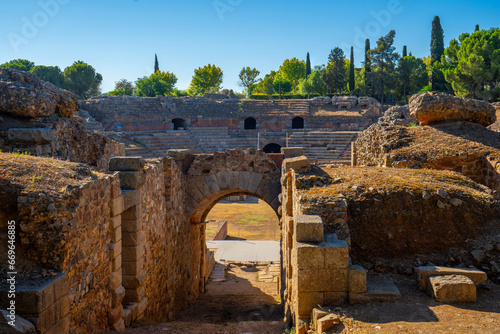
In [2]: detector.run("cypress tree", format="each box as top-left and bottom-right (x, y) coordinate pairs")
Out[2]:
(475, 24), (480, 32)
(349, 47), (355, 94)
(154, 54), (160, 73)
(306, 52), (312, 78)
(364, 39), (371, 96)
(402, 45), (408, 58)
(431, 16), (444, 64)
(431, 16), (445, 90)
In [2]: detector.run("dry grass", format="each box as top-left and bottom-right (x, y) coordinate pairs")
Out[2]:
(301, 166), (493, 201)
(392, 124), (500, 161)
(0, 152), (104, 194)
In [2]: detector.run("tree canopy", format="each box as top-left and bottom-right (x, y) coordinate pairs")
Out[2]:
(63, 61), (103, 99)
(323, 47), (347, 94)
(238, 67), (260, 97)
(443, 27), (500, 101)
(275, 57), (306, 89)
(369, 30), (400, 104)
(109, 79), (135, 96)
(136, 71), (177, 97)
(189, 64), (223, 96)
(31, 65), (65, 88)
(0, 59), (35, 72)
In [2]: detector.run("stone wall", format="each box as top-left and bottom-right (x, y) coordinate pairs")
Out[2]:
(80, 95), (381, 132)
(0, 115), (124, 171)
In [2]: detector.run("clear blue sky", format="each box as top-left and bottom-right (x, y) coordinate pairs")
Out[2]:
(1, 0), (499, 93)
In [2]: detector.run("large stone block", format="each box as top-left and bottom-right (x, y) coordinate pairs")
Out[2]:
(109, 269), (122, 290)
(110, 196), (124, 216)
(281, 147), (304, 159)
(122, 257), (144, 276)
(295, 215), (324, 243)
(122, 204), (141, 220)
(324, 239), (349, 269)
(123, 189), (141, 210)
(124, 286), (146, 303)
(247, 172), (263, 193)
(119, 171), (146, 189)
(109, 240), (122, 259)
(297, 269), (348, 292)
(109, 157), (145, 172)
(111, 226), (122, 243)
(283, 156), (311, 172)
(296, 291), (324, 318)
(205, 174), (220, 194)
(317, 314), (340, 333)
(7, 128), (54, 144)
(121, 218), (142, 233)
(122, 245), (144, 262)
(238, 171), (251, 191)
(216, 171), (230, 190)
(415, 266), (487, 291)
(123, 271), (147, 289)
(111, 286), (126, 307)
(122, 231), (144, 247)
(0, 309), (36, 333)
(324, 291), (348, 306)
(349, 265), (367, 294)
(427, 275), (476, 303)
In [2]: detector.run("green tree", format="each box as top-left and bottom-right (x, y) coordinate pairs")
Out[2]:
(253, 71), (276, 97)
(30, 65), (64, 87)
(369, 30), (400, 104)
(306, 52), (312, 78)
(154, 54), (159, 73)
(395, 56), (429, 102)
(275, 57), (306, 89)
(298, 69), (325, 98)
(109, 79), (134, 96)
(188, 64), (223, 96)
(349, 47), (355, 94)
(431, 16), (446, 90)
(364, 39), (372, 96)
(475, 24), (480, 32)
(238, 67), (260, 97)
(443, 28), (500, 102)
(63, 61), (103, 99)
(136, 71), (178, 97)
(1, 59), (35, 72)
(402, 45), (408, 58)
(323, 47), (347, 94)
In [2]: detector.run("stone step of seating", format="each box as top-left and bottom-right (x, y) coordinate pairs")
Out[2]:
(349, 275), (402, 304)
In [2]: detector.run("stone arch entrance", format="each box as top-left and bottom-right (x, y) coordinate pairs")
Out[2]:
(263, 143), (282, 154)
(292, 116), (304, 129)
(172, 118), (187, 130)
(244, 117), (257, 130)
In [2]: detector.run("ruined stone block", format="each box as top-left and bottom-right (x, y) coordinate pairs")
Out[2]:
(427, 275), (476, 302)
(123, 257), (144, 276)
(238, 171), (251, 190)
(111, 225), (122, 243)
(228, 171), (240, 189)
(111, 286), (126, 307)
(122, 231), (144, 247)
(295, 215), (324, 243)
(109, 157), (145, 172)
(297, 269), (348, 292)
(45, 314), (70, 334)
(7, 128), (54, 144)
(415, 266), (487, 291)
(216, 171), (230, 189)
(110, 196), (124, 216)
(205, 174), (220, 193)
(317, 314), (340, 333)
(296, 291), (324, 318)
(324, 239), (349, 269)
(109, 240), (122, 259)
(247, 172), (263, 193)
(123, 271), (147, 289)
(110, 215), (121, 229)
(112, 254), (122, 271)
(108, 304), (123, 326)
(59, 295), (70, 318)
(122, 245), (144, 262)
(122, 219), (142, 233)
(119, 171), (146, 189)
(123, 189), (141, 210)
(310, 307), (329, 329)
(349, 265), (367, 294)
(109, 269), (122, 290)
(137, 297), (149, 319)
(283, 156), (311, 172)
(281, 147), (304, 159)
(296, 243), (324, 269)
(124, 286), (146, 303)
(122, 204), (142, 220)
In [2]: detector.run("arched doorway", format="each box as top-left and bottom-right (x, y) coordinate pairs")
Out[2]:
(292, 116), (304, 129)
(244, 117), (257, 130)
(262, 143), (282, 154)
(172, 118), (187, 130)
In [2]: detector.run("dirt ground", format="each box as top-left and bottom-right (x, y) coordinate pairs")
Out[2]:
(206, 197), (280, 240)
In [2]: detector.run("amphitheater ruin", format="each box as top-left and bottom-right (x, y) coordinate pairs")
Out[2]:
(1, 69), (499, 333)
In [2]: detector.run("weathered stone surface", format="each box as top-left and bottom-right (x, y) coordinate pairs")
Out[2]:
(119, 171), (146, 189)
(7, 128), (54, 144)
(295, 215), (324, 243)
(283, 156), (311, 172)
(281, 147), (304, 159)
(317, 313), (340, 333)
(109, 157), (145, 172)
(0, 309), (36, 333)
(427, 275), (476, 302)
(378, 105), (419, 126)
(409, 92), (496, 127)
(349, 265), (367, 294)
(310, 96), (331, 105)
(0, 68), (79, 118)
(415, 266), (487, 291)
